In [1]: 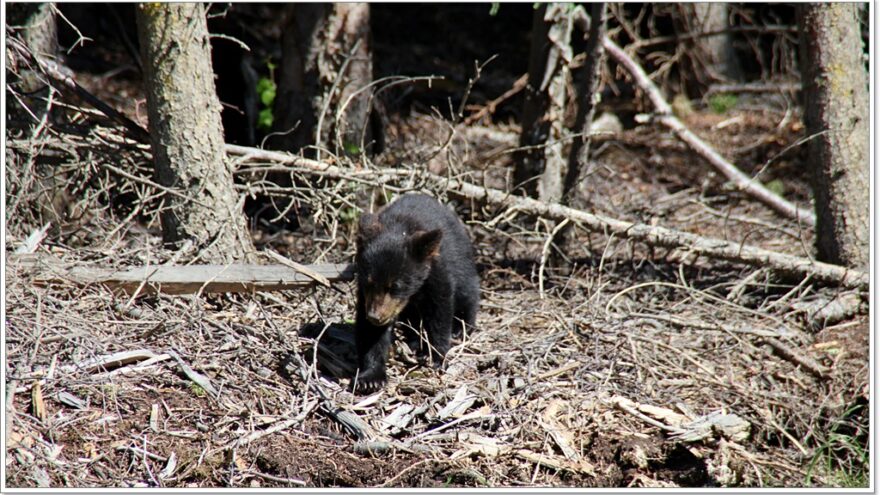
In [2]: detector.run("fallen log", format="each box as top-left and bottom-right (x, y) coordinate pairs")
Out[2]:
(227, 144), (868, 292)
(9, 253), (355, 295)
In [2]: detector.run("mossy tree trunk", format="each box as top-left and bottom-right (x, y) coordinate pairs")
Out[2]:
(798, 4), (869, 270)
(270, 3), (375, 159)
(136, 3), (255, 263)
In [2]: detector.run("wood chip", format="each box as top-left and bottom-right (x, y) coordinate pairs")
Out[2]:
(540, 399), (579, 461)
(31, 382), (47, 422)
(149, 404), (160, 432)
(379, 403), (416, 434)
(437, 385), (476, 420)
(168, 351), (219, 398)
(158, 452), (177, 480)
(57, 391), (87, 409)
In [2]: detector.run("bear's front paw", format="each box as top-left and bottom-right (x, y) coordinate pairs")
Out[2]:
(417, 353), (446, 370)
(351, 369), (387, 394)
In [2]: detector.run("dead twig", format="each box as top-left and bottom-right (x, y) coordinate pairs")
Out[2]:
(8, 38), (151, 143)
(245, 470), (306, 486)
(462, 74), (527, 126)
(761, 337), (829, 379)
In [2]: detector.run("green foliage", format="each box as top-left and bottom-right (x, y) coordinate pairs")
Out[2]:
(489, 3), (499, 16)
(708, 93), (738, 114)
(339, 207), (359, 225)
(805, 404), (869, 487)
(257, 109), (272, 130)
(343, 142), (361, 155)
(256, 60), (277, 131)
(256, 77), (275, 107)
(102, 384), (118, 400)
(764, 179), (785, 196)
(189, 383), (206, 397)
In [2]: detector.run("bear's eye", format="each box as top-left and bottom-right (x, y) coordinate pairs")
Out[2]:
(390, 281), (403, 293)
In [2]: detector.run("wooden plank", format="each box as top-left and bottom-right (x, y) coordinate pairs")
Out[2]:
(8, 253), (356, 295)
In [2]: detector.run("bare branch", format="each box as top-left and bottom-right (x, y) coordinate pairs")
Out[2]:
(588, 30), (817, 227)
(224, 144), (866, 291)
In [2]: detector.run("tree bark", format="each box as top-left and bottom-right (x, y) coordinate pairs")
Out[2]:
(691, 3), (742, 82)
(7, 3), (58, 83)
(270, 3), (375, 159)
(561, 3), (607, 210)
(7, 3), (67, 229)
(514, 4), (574, 202)
(798, 4), (870, 270)
(554, 3), (607, 257)
(136, 3), (255, 263)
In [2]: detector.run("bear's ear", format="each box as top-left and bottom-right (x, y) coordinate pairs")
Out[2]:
(410, 229), (443, 261)
(357, 213), (382, 245)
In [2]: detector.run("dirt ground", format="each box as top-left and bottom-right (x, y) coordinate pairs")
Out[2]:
(4, 4), (870, 489)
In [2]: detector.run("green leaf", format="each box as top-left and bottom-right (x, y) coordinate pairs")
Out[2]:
(489, 3), (500, 16)
(256, 77), (276, 107)
(343, 142), (361, 155)
(189, 383), (206, 397)
(708, 93), (737, 114)
(258, 108), (273, 131)
(339, 207), (359, 224)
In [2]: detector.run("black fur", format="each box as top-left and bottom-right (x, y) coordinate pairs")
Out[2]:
(353, 194), (480, 394)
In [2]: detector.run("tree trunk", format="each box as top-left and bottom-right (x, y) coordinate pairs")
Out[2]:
(691, 3), (742, 82)
(270, 3), (375, 159)
(136, 3), (255, 263)
(514, 4), (574, 202)
(562, 3), (607, 208)
(798, 4), (869, 270)
(7, 3), (68, 229)
(554, 3), (607, 257)
(8, 3), (58, 78)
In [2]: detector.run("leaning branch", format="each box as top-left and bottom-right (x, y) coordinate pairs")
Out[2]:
(226, 144), (866, 292)
(598, 36), (817, 227)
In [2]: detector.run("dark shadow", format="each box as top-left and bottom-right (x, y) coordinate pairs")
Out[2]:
(277, 321), (358, 387)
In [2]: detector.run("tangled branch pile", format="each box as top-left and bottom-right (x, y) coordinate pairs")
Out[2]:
(5, 15), (869, 484)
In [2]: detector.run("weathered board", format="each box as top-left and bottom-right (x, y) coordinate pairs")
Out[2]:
(9, 253), (356, 295)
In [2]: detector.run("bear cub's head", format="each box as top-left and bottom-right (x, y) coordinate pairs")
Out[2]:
(356, 212), (442, 326)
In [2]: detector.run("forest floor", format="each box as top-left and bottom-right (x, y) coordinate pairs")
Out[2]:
(4, 4), (870, 489)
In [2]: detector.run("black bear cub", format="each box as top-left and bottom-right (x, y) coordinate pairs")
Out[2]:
(353, 194), (480, 394)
